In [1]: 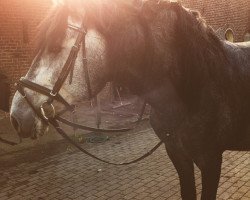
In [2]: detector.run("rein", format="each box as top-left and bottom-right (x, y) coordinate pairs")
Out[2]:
(0, 136), (19, 146)
(13, 22), (164, 165)
(51, 119), (164, 165)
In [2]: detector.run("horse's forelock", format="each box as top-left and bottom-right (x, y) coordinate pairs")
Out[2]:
(34, 0), (119, 56)
(34, 5), (68, 56)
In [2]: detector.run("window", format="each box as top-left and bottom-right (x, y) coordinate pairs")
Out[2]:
(225, 28), (234, 42)
(244, 32), (250, 42)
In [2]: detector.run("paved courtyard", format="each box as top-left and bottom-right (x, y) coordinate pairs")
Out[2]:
(0, 125), (249, 200)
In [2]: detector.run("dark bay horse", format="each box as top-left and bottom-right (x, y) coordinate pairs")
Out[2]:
(10, 0), (250, 199)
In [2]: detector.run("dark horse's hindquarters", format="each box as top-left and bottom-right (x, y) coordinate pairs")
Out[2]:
(0, 73), (10, 112)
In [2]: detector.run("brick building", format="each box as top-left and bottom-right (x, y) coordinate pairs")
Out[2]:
(181, 0), (250, 42)
(0, 0), (51, 94)
(0, 0), (249, 101)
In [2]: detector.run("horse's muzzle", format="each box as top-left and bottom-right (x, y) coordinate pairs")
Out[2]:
(10, 111), (35, 139)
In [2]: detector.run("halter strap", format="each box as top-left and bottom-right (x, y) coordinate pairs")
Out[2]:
(50, 23), (87, 99)
(17, 78), (74, 111)
(82, 35), (93, 99)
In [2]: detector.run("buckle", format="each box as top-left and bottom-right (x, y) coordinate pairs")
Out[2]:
(40, 101), (56, 120)
(80, 27), (87, 34)
(72, 45), (79, 51)
(50, 91), (57, 97)
(20, 92), (26, 98)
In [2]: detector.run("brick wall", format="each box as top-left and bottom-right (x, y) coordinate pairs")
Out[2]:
(0, 0), (52, 95)
(181, 0), (250, 42)
(0, 0), (249, 102)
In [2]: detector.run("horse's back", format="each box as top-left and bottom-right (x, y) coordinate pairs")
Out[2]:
(234, 41), (250, 56)
(234, 41), (250, 48)
(224, 41), (250, 49)
(222, 41), (250, 83)
(223, 41), (250, 66)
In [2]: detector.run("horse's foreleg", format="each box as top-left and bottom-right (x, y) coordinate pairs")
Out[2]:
(196, 154), (222, 200)
(165, 143), (196, 200)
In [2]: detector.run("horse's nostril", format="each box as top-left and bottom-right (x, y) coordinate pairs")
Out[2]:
(10, 115), (20, 132)
(10, 113), (34, 138)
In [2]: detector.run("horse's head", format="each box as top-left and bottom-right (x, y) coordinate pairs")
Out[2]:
(10, 0), (110, 139)
(10, 0), (198, 139)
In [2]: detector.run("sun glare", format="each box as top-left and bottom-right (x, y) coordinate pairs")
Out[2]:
(52, 0), (64, 6)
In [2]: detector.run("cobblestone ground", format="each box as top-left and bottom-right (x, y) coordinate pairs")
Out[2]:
(0, 128), (249, 200)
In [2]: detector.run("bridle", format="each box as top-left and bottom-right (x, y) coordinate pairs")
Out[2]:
(15, 22), (114, 131)
(16, 23), (88, 123)
(13, 22), (164, 165)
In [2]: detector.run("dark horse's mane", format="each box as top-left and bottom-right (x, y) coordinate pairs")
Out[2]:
(36, 0), (240, 111)
(137, 1), (239, 111)
(151, 2), (234, 109)
(164, 2), (241, 110)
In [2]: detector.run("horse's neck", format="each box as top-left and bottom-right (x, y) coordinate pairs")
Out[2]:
(137, 78), (185, 113)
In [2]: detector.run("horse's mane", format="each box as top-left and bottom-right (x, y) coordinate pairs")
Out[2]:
(133, 1), (236, 110)
(35, 5), (68, 54)
(169, 3), (237, 110)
